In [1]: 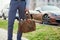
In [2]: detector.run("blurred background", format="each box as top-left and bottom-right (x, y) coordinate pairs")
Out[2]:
(0, 0), (10, 11)
(1, 0), (60, 10)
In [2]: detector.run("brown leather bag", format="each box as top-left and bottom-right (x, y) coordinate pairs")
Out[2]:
(18, 19), (36, 33)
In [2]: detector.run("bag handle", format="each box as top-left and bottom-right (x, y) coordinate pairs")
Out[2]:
(25, 10), (31, 19)
(18, 8), (32, 21)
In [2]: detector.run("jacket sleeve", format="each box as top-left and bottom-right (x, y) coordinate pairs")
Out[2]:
(25, 0), (30, 9)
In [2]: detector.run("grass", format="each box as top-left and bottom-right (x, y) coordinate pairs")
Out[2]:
(0, 19), (18, 33)
(0, 19), (8, 29)
(0, 19), (60, 40)
(23, 24), (60, 40)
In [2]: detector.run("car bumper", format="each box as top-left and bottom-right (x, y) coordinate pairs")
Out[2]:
(50, 17), (60, 24)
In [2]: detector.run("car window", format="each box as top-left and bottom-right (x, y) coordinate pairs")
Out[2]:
(35, 6), (60, 12)
(41, 6), (60, 11)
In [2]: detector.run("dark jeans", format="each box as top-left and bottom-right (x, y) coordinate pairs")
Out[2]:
(8, 1), (26, 40)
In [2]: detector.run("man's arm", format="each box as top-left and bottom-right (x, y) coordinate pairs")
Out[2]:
(25, 0), (30, 9)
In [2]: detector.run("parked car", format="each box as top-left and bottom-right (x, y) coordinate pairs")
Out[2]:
(1, 5), (19, 20)
(27, 5), (60, 25)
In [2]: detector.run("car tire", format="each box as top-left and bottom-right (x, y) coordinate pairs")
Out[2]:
(3, 17), (6, 20)
(42, 14), (50, 24)
(2, 13), (6, 20)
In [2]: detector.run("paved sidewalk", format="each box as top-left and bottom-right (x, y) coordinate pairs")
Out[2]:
(0, 28), (28, 40)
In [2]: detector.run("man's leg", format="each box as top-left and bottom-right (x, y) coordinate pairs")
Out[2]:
(8, 1), (18, 40)
(17, 1), (26, 40)
(18, 1), (26, 19)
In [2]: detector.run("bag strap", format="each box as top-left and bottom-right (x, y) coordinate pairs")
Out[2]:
(25, 10), (31, 19)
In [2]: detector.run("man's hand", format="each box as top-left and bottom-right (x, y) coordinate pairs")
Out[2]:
(25, 8), (29, 14)
(25, 8), (29, 12)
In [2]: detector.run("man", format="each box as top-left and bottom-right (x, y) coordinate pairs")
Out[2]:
(8, 0), (30, 40)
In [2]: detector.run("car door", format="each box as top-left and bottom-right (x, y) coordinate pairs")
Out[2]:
(32, 12), (42, 21)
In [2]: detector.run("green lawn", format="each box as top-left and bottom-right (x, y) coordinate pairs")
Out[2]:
(0, 19), (18, 33)
(0, 19), (60, 40)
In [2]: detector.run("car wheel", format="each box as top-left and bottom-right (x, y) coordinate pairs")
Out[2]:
(42, 14), (50, 24)
(3, 17), (6, 20)
(2, 13), (6, 20)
